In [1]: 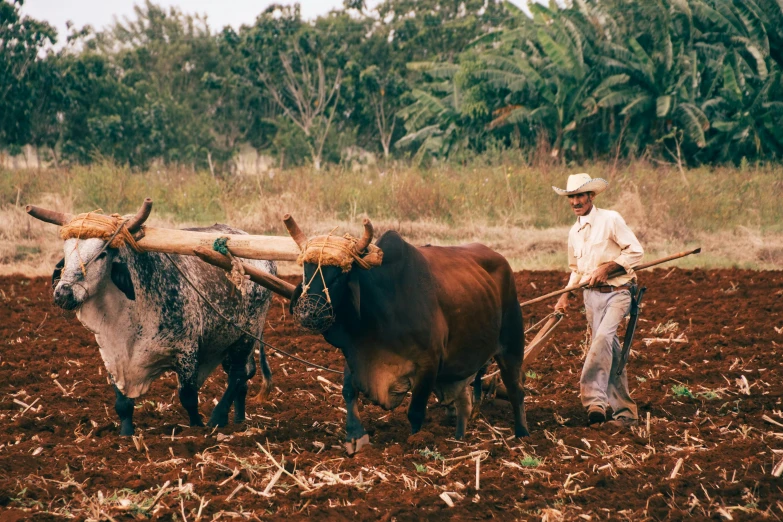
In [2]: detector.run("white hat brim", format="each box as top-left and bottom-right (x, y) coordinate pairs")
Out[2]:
(552, 178), (608, 196)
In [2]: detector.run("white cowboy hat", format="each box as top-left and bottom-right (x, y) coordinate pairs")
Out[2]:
(552, 173), (608, 196)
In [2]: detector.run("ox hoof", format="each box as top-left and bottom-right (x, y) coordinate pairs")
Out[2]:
(208, 412), (229, 428)
(344, 434), (371, 456)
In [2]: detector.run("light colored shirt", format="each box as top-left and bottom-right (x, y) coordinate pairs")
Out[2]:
(566, 206), (644, 288)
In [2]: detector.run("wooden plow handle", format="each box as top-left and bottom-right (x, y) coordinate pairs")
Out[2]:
(523, 312), (564, 368)
(520, 247), (701, 308)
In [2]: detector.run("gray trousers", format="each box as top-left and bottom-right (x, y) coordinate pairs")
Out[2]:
(580, 288), (638, 421)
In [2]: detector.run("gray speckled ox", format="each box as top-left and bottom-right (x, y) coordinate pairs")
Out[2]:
(32, 203), (274, 437)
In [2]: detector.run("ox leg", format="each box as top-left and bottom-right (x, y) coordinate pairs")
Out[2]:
(210, 337), (256, 427)
(178, 380), (204, 428)
(342, 364), (370, 456)
(496, 353), (530, 437)
(407, 372), (435, 434)
(454, 384), (474, 440)
(472, 366), (486, 409)
(113, 385), (135, 436)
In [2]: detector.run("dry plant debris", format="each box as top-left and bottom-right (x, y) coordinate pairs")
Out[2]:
(0, 268), (781, 519)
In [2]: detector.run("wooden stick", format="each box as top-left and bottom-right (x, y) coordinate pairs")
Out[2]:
(475, 455), (480, 491)
(256, 443), (311, 491)
(520, 248), (701, 307)
(669, 458), (684, 479)
(762, 415), (783, 429)
(144, 480), (171, 513)
(137, 227), (300, 261)
(193, 247), (296, 299)
(772, 457), (783, 478)
(523, 313), (563, 367)
(263, 468), (285, 496)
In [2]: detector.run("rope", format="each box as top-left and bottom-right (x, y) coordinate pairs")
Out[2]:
(60, 212), (144, 252)
(213, 237), (230, 255)
(163, 252), (344, 375)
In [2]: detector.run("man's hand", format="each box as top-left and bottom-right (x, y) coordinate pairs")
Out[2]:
(588, 261), (622, 287)
(554, 292), (570, 313)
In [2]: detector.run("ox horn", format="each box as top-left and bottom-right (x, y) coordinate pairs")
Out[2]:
(25, 205), (73, 226)
(126, 198), (153, 233)
(283, 214), (307, 251)
(355, 218), (374, 253)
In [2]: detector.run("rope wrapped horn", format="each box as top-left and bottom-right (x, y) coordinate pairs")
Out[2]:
(282, 214), (383, 272)
(28, 198), (153, 252)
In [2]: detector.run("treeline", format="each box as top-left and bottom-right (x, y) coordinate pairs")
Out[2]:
(3, 0), (783, 171)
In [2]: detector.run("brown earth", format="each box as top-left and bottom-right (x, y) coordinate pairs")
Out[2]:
(0, 268), (782, 520)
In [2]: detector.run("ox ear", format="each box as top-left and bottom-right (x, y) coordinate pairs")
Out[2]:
(51, 258), (64, 289)
(289, 283), (303, 315)
(111, 261), (135, 301)
(347, 274), (361, 319)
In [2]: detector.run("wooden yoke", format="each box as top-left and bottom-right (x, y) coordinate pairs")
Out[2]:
(193, 247), (296, 299)
(137, 227), (300, 261)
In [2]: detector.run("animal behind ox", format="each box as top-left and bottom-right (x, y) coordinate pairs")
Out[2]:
(283, 215), (529, 454)
(27, 200), (275, 436)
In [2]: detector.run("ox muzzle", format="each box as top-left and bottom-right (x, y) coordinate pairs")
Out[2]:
(292, 291), (335, 334)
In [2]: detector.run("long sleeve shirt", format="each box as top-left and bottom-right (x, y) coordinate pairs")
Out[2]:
(566, 207), (644, 288)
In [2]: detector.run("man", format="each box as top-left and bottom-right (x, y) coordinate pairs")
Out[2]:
(552, 173), (643, 429)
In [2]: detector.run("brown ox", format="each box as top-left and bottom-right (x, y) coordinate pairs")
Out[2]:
(284, 216), (529, 454)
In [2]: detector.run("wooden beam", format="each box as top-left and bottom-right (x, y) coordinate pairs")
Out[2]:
(193, 247), (296, 299)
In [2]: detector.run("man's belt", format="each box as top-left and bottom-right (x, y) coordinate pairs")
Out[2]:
(588, 284), (631, 293)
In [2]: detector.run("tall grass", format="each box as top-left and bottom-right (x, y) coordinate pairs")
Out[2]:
(2, 158), (782, 274)
(4, 159), (780, 232)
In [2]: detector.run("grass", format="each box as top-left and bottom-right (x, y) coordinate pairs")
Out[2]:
(519, 455), (542, 467)
(417, 448), (445, 461)
(671, 385), (695, 398)
(2, 158), (783, 275)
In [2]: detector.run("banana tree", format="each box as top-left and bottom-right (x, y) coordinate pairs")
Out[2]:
(472, 3), (597, 160)
(394, 62), (467, 163)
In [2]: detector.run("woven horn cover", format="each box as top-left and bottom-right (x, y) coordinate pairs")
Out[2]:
(297, 234), (383, 272)
(59, 212), (143, 251)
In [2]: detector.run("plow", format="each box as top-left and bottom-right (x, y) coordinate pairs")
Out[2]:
(27, 197), (700, 370)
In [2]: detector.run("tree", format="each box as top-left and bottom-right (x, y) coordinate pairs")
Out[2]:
(0, 0), (57, 151)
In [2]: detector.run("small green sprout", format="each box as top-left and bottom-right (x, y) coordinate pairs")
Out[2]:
(671, 384), (694, 398)
(519, 455), (542, 467)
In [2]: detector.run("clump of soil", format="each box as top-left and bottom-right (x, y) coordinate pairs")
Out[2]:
(0, 268), (781, 519)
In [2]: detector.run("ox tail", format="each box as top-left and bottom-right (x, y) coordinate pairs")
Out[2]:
(256, 338), (273, 401)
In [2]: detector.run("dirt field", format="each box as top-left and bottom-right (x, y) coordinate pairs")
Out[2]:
(1, 268), (782, 520)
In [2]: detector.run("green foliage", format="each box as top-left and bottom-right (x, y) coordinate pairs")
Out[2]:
(519, 455), (542, 467)
(525, 370), (540, 380)
(413, 463), (427, 473)
(671, 384), (695, 398)
(6, 0), (783, 166)
(417, 448), (445, 461)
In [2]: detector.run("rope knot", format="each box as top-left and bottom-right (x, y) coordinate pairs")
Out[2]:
(213, 237), (230, 255)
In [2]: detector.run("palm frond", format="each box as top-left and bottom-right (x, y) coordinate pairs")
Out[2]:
(674, 103), (710, 147)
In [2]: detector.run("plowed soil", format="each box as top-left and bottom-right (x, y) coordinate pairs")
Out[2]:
(1, 268), (782, 521)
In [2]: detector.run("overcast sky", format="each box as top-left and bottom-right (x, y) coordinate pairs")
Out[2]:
(21, 0), (530, 47)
